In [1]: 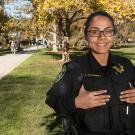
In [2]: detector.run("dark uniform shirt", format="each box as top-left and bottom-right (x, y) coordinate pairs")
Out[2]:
(46, 50), (135, 135)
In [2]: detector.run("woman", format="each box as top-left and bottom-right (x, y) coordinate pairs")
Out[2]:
(10, 41), (17, 54)
(46, 11), (135, 135)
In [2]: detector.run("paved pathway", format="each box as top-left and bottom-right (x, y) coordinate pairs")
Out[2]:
(0, 46), (42, 79)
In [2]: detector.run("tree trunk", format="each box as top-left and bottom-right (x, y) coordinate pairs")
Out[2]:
(52, 23), (58, 52)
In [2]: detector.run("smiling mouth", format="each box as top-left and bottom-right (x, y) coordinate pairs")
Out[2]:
(96, 43), (107, 47)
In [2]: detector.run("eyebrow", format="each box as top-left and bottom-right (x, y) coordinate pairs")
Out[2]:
(89, 27), (113, 30)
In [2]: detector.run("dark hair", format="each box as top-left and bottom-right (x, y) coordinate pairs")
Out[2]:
(84, 11), (116, 38)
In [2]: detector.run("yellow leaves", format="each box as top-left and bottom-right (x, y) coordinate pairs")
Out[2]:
(100, 0), (135, 23)
(33, 0), (135, 26)
(33, 0), (88, 13)
(38, 0), (84, 11)
(33, 0), (89, 26)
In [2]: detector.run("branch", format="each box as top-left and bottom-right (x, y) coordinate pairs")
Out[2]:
(71, 16), (87, 24)
(70, 9), (83, 22)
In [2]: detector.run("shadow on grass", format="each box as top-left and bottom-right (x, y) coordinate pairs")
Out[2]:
(43, 52), (62, 60)
(121, 45), (135, 48)
(0, 75), (40, 87)
(41, 113), (64, 135)
(0, 73), (63, 135)
(112, 44), (135, 49)
(41, 51), (85, 61)
(0, 74), (50, 127)
(112, 51), (135, 60)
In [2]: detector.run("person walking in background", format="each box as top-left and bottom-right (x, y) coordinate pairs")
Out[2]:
(62, 39), (70, 62)
(43, 37), (48, 48)
(10, 41), (17, 54)
(35, 37), (39, 49)
(46, 11), (135, 135)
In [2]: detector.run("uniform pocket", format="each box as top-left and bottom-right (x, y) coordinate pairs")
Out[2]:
(83, 76), (108, 91)
(109, 105), (124, 131)
(83, 77), (95, 91)
(111, 75), (130, 93)
(83, 107), (110, 132)
(110, 79), (130, 106)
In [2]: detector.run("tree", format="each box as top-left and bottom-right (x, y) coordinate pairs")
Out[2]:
(33, 0), (135, 43)
(31, 0), (104, 54)
(101, 0), (135, 23)
(0, 0), (12, 47)
(100, 0), (135, 44)
(4, 0), (35, 48)
(32, 0), (104, 37)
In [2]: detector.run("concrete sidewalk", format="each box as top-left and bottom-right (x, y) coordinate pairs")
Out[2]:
(0, 46), (42, 79)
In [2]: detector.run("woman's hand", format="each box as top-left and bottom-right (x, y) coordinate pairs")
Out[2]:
(75, 85), (110, 109)
(120, 88), (135, 103)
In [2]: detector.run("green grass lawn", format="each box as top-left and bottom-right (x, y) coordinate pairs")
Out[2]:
(0, 50), (63, 135)
(112, 45), (135, 64)
(0, 46), (135, 135)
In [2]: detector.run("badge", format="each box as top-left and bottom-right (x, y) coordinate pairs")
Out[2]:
(113, 64), (125, 74)
(55, 65), (67, 83)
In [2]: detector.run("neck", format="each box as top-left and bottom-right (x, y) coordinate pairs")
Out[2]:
(92, 52), (109, 66)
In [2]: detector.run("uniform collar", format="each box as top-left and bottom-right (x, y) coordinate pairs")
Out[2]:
(86, 49), (116, 76)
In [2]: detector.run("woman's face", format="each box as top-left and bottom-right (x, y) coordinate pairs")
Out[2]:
(87, 15), (115, 55)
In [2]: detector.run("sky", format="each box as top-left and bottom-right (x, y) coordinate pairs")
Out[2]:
(4, 0), (33, 18)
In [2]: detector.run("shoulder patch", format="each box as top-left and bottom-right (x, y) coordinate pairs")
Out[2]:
(55, 65), (67, 83)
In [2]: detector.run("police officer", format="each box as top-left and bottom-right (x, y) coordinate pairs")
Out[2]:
(45, 11), (135, 135)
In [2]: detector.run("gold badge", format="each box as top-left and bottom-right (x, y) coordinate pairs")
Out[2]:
(113, 64), (125, 74)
